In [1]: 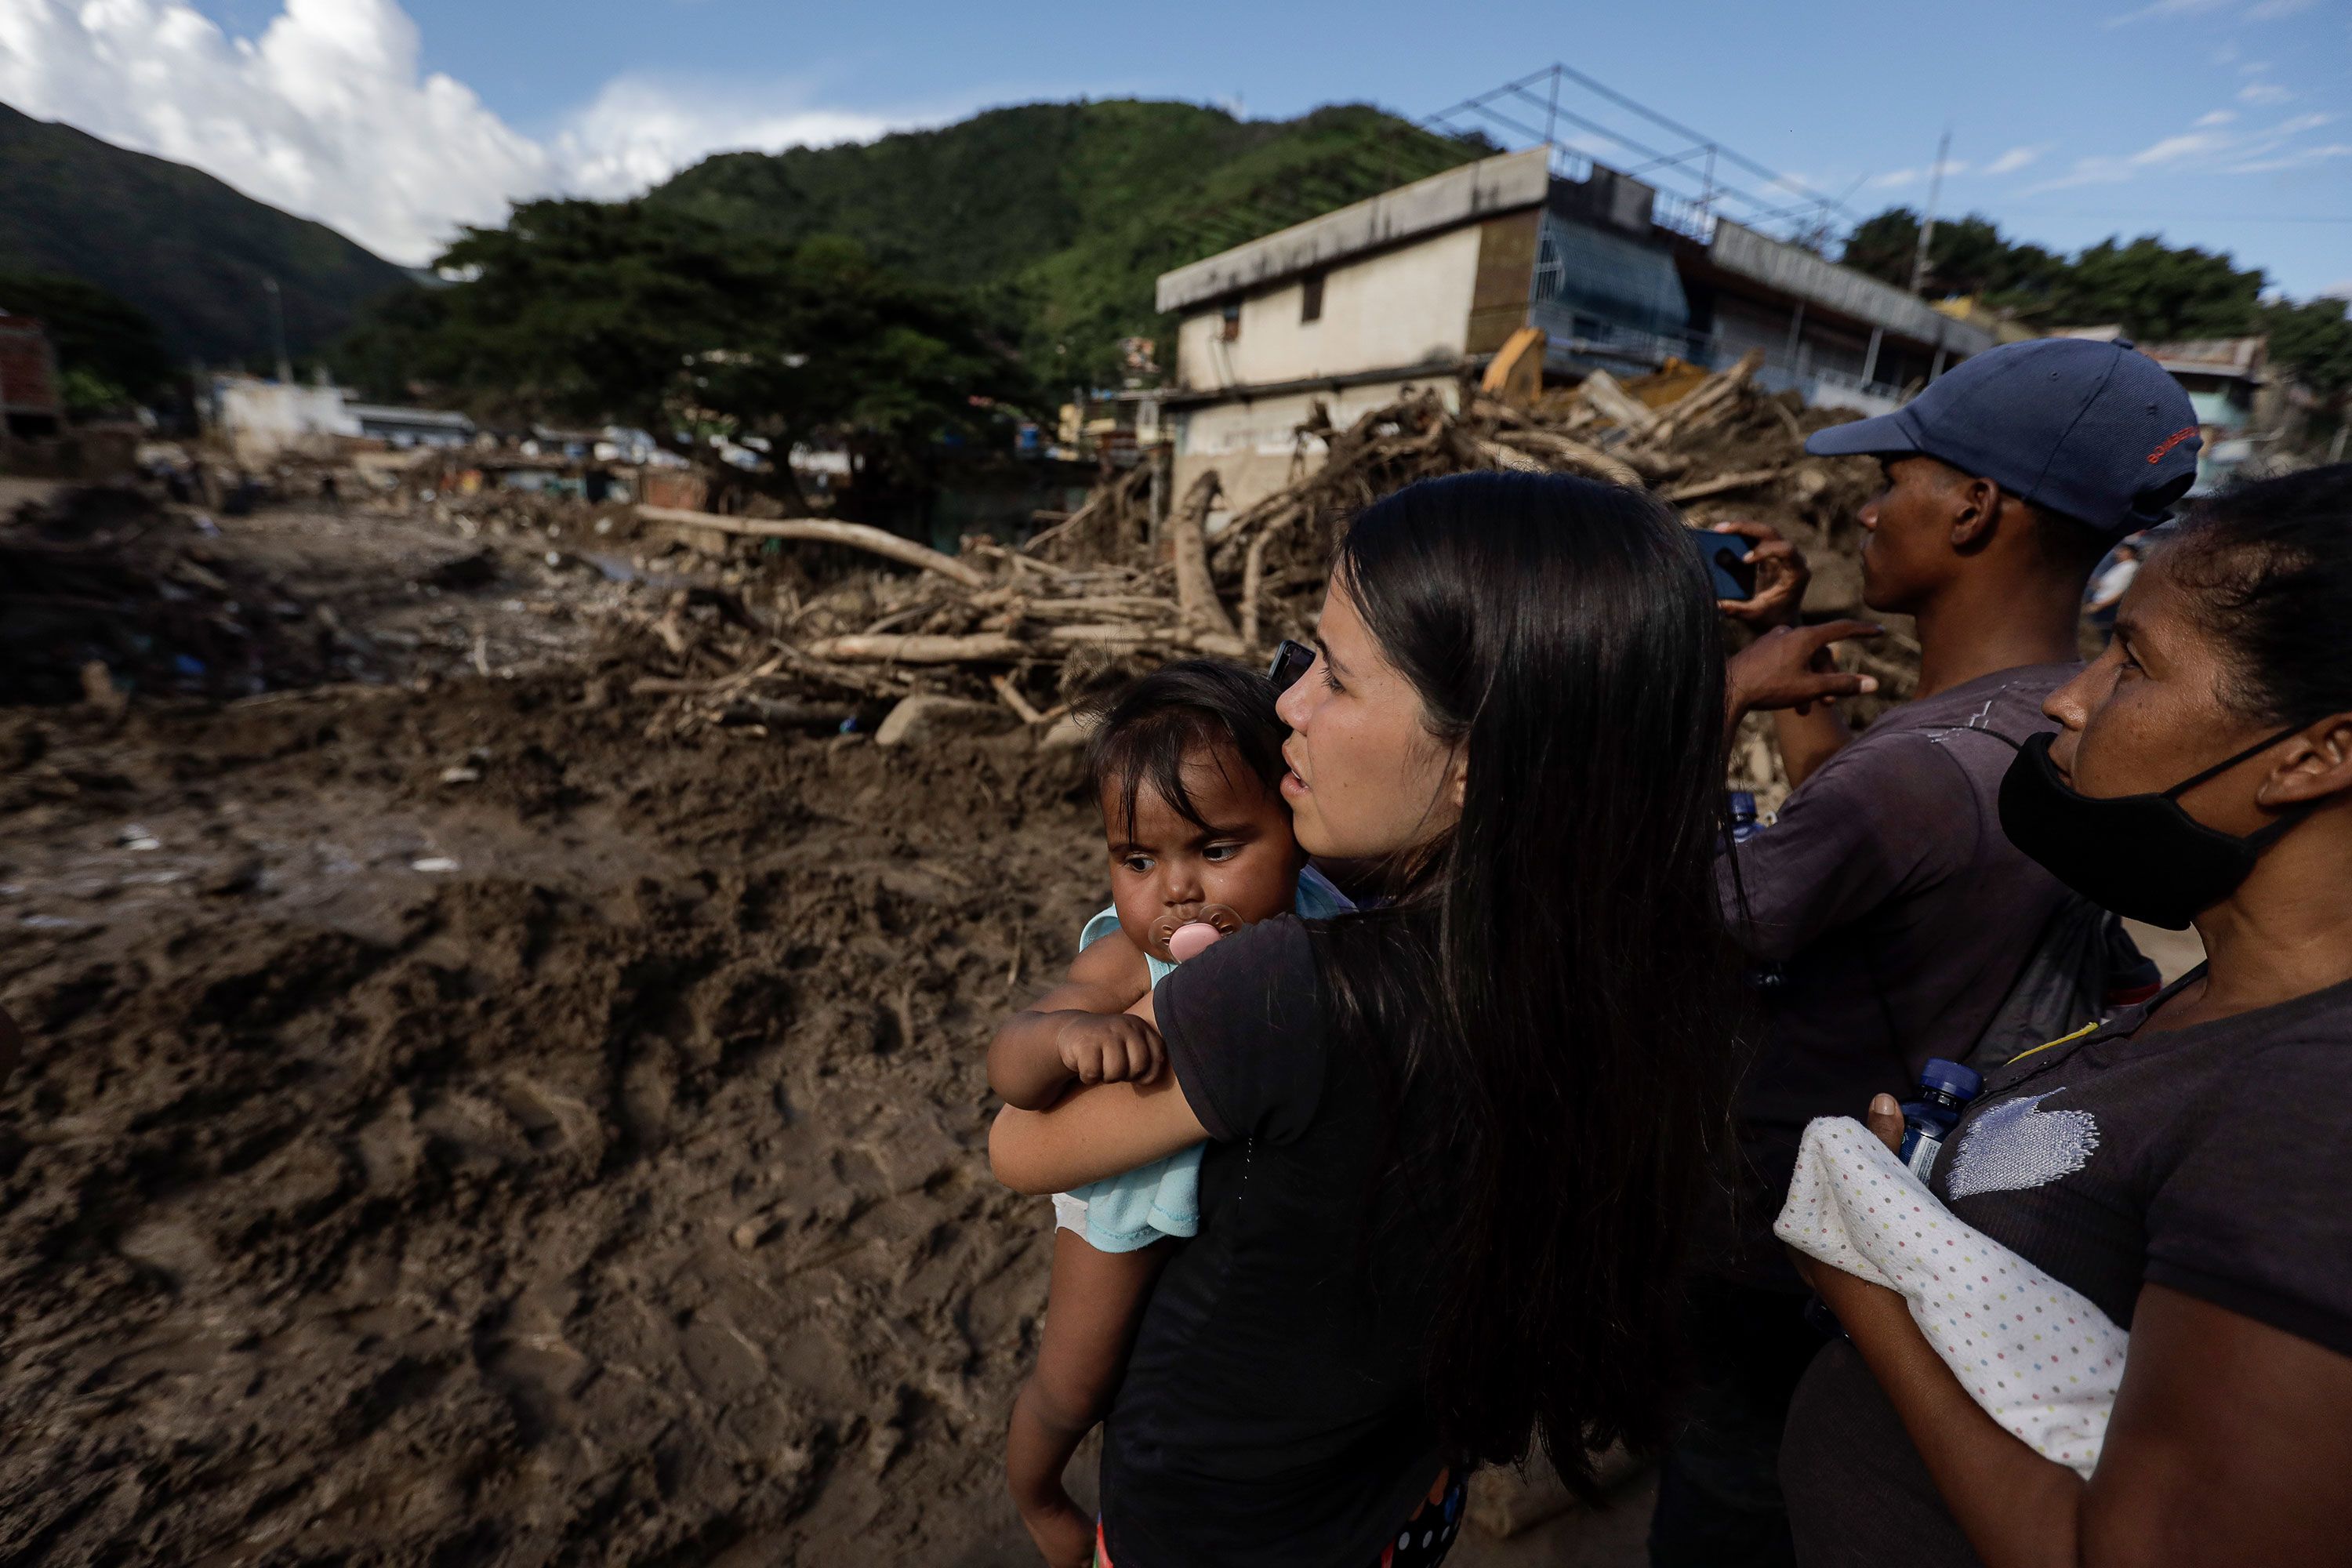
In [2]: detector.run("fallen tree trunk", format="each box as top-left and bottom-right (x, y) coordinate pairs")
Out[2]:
(1664, 466), (1784, 503)
(1167, 474), (1238, 639)
(1575, 368), (1657, 436)
(635, 506), (991, 588)
(801, 633), (1026, 663)
(802, 622), (1250, 666)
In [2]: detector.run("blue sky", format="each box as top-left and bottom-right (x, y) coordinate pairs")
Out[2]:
(7, 0), (2347, 297)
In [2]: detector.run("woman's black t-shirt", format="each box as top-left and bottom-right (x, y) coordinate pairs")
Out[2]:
(1098, 916), (1449, 1567)
(1778, 970), (2352, 1567)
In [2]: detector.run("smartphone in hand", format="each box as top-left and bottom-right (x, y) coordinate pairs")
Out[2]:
(1689, 529), (1759, 601)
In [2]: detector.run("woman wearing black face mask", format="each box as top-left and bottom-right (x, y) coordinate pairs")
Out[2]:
(1774, 464), (2352, 1568)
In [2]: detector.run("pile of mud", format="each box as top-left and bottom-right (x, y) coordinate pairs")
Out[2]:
(2, 488), (363, 706)
(0, 677), (1106, 1563)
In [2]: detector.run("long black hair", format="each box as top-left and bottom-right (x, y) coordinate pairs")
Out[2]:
(2165, 463), (2352, 726)
(1314, 471), (1742, 1482)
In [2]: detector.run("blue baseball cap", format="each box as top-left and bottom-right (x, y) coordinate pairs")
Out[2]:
(1805, 337), (2201, 535)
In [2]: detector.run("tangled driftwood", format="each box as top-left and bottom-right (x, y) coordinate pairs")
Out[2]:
(617, 349), (1905, 759)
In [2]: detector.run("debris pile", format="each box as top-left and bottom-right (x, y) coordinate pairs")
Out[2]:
(2, 487), (360, 705)
(618, 352), (1918, 764)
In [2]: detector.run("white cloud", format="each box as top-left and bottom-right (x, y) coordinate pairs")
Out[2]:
(2239, 81), (2294, 103)
(0, 0), (545, 263)
(2224, 141), (2352, 172)
(2026, 108), (2342, 191)
(550, 78), (893, 201)
(2105, 0), (2231, 24)
(0, 0), (927, 264)
(2110, 0), (2314, 23)
(1866, 154), (1968, 191)
(2192, 110), (2238, 127)
(2131, 129), (2237, 165)
(1982, 143), (2049, 174)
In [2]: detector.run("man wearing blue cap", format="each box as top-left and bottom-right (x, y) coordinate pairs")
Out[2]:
(1650, 337), (2201, 1568)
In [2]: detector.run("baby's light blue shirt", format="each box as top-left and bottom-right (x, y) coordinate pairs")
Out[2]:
(1058, 865), (1352, 1253)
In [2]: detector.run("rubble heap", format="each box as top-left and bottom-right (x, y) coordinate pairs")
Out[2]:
(2, 487), (358, 706)
(618, 352), (1918, 773)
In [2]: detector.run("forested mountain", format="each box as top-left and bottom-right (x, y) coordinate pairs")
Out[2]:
(645, 100), (1484, 381)
(0, 103), (408, 365)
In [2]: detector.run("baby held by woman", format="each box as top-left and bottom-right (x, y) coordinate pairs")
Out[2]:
(985, 659), (1347, 1565)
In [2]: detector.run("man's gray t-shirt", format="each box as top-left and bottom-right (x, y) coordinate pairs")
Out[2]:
(1715, 665), (2080, 1264)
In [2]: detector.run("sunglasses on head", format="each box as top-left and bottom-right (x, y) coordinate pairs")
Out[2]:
(1267, 639), (1316, 693)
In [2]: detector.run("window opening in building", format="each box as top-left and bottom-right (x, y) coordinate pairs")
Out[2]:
(1300, 271), (1325, 323)
(1220, 299), (1242, 341)
(1534, 230), (1565, 303)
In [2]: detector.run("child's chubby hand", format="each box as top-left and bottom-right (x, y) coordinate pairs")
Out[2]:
(1055, 1011), (1167, 1087)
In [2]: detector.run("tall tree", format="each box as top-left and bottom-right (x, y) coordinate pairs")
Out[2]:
(2047, 236), (2263, 341)
(2261, 296), (2352, 397)
(342, 199), (1039, 470)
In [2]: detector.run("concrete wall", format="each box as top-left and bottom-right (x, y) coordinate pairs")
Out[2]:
(213, 378), (360, 464)
(1171, 222), (1484, 392)
(1708, 220), (1996, 359)
(1157, 149), (1550, 314)
(1169, 376), (1462, 514)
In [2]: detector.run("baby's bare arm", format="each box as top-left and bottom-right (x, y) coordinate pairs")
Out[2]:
(1007, 1231), (1173, 1541)
(988, 929), (1158, 1110)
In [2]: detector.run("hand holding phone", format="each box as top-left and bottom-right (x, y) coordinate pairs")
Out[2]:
(1700, 520), (1810, 628)
(1693, 532), (1759, 602)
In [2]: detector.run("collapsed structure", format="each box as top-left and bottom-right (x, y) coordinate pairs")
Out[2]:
(1145, 147), (1998, 511)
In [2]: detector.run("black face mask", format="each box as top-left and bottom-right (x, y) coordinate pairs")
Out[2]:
(1998, 728), (2315, 931)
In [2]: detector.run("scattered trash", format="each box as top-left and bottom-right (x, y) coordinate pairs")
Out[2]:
(410, 856), (461, 873)
(120, 825), (162, 851)
(438, 765), (482, 784)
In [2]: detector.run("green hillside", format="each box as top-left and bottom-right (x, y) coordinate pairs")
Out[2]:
(647, 100), (1486, 382)
(0, 102), (408, 365)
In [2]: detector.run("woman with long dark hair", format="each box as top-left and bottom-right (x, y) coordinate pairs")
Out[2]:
(991, 471), (1743, 1565)
(1778, 465), (2352, 1566)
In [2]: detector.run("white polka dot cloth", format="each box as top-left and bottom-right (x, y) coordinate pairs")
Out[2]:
(1775, 1116), (2128, 1477)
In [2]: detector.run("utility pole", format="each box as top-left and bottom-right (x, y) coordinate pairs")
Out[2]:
(263, 275), (292, 383)
(1908, 128), (1951, 296)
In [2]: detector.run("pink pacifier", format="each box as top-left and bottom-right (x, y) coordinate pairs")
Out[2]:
(1152, 902), (1243, 962)
(1167, 921), (1225, 962)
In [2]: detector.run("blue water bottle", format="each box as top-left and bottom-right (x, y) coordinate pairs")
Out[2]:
(1897, 1058), (1982, 1182)
(1728, 790), (1762, 844)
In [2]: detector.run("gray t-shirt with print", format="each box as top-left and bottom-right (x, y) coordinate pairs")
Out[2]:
(1779, 971), (2352, 1567)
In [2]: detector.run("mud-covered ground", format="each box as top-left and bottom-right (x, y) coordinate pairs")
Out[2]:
(0, 495), (1657, 1566)
(0, 662), (1117, 1564)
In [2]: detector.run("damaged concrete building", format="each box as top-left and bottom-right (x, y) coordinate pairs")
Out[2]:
(1155, 147), (1998, 509)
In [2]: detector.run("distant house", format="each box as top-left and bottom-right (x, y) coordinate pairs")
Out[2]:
(0, 312), (64, 439)
(212, 376), (485, 463)
(210, 374), (360, 463)
(2056, 328), (2267, 491)
(1153, 147), (1997, 510)
(346, 402), (475, 448)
